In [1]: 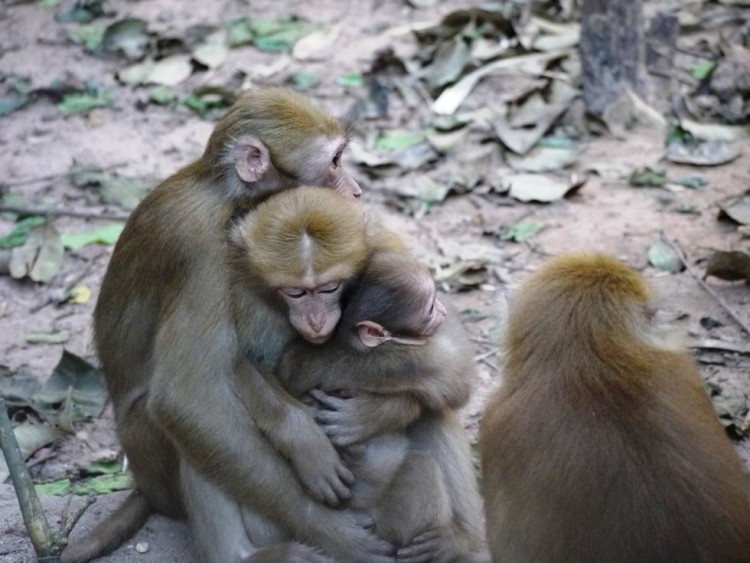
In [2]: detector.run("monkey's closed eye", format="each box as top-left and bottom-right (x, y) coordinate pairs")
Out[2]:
(282, 288), (306, 299)
(319, 282), (341, 294)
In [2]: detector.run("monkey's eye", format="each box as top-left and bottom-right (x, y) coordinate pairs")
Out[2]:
(282, 288), (306, 299)
(319, 282), (341, 294)
(332, 152), (342, 168)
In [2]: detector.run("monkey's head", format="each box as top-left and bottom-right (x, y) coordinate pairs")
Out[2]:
(507, 253), (654, 358)
(205, 87), (361, 201)
(342, 252), (447, 349)
(232, 186), (369, 344)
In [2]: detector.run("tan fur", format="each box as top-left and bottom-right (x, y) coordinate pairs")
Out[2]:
(480, 253), (750, 563)
(65, 88), (380, 563)
(233, 186), (368, 287)
(277, 252), (488, 562)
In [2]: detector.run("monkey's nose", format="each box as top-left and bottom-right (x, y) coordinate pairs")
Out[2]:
(309, 314), (325, 333)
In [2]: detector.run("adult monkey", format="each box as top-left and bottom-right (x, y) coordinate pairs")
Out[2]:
(480, 254), (750, 562)
(62, 91), (390, 563)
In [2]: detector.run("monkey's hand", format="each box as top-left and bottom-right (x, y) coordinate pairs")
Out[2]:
(396, 528), (443, 563)
(286, 411), (355, 506)
(309, 389), (421, 447)
(309, 389), (378, 446)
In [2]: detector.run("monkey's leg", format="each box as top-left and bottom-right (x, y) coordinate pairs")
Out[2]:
(401, 415), (488, 563)
(181, 459), (257, 563)
(373, 450), (452, 563)
(118, 397), (184, 517)
(182, 458), (336, 563)
(240, 505), (336, 563)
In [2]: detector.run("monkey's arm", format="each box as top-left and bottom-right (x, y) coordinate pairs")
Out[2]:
(281, 315), (475, 413)
(145, 300), (398, 562)
(232, 355), (354, 505)
(310, 391), (422, 447)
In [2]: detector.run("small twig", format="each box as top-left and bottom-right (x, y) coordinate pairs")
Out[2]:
(26, 452), (58, 474)
(0, 205), (129, 222)
(0, 398), (60, 561)
(2, 161), (128, 188)
(477, 356), (499, 372)
(475, 349), (498, 363)
(689, 339), (750, 356)
(59, 496), (96, 538)
(662, 233), (750, 336)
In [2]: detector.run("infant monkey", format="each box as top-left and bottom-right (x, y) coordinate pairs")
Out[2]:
(279, 251), (488, 563)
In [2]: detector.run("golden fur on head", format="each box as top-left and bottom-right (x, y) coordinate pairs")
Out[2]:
(207, 87), (344, 175)
(506, 253), (653, 377)
(233, 186), (368, 288)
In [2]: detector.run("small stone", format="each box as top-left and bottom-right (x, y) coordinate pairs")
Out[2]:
(135, 542), (150, 554)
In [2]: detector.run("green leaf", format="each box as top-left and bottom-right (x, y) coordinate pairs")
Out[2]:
(336, 72), (364, 87)
(0, 96), (31, 116)
(500, 221), (545, 242)
(374, 132), (426, 151)
(83, 459), (122, 476)
(61, 224), (124, 249)
(57, 90), (114, 114)
(148, 86), (180, 105)
(183, 87), (234, 118)
(648, 240), (683, 273)
(0, 216), (46, 249)
(629, 167), (666, 188)
(689, 61), (716, 80)
(289, 71), (320, 92)
(74, 473), (133, 494)
(101, 18), (151, 60)
(665, 124), (694, 146)
(250, 17), (318, 52)
(116, 60), (155, 85)
(56, 0), (110, 23)
(227, 18), (254, 46)
(9, 222), (64, 282)
(68, 24), (105, 52)
(33, 350), (107, 424)
(673, 176), (707, 189)
(36, 478), (72, 497)
(25, 331), (70, 344)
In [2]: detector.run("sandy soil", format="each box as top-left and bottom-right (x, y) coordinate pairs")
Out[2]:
(1, 0), (749, 561)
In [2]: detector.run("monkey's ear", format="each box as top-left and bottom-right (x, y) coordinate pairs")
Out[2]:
(233, 135), (270, 183)
(356, 321), (391, 348)
(389, 335), (427, 346)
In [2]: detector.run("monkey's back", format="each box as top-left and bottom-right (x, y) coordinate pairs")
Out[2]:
(481, 253), (750, 563)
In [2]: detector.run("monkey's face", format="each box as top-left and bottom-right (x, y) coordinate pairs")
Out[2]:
(279, 281), (345, 344)
(419, 296), (447, 337)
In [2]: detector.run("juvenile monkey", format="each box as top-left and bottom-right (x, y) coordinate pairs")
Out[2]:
(480, 253), (750, 563)
(64, 91), (388, 563)
(277, 251), (488, 563)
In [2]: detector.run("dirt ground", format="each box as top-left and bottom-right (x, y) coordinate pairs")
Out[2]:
(1, 0), (749, 561)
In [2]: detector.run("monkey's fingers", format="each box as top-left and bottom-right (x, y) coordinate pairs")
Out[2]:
(319, 462), (355, 504)
(396, 528), (442, 563)
(250, 542), (335, 563)
(313, 414), (363, 447)
(296, 452), (353, 505)
(336, 462), (355, 486)
(309, 388), (346, 410)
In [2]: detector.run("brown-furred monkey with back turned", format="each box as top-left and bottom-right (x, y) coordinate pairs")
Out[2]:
(277, 251), (488, 563)
(480, 253), (750, 563)
(62, 90), (393, 563)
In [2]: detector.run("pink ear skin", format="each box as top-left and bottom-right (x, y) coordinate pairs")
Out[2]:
(234, 135), (270, 183)
(356, 321), (427, 348)
(357, 320), (391, 348)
